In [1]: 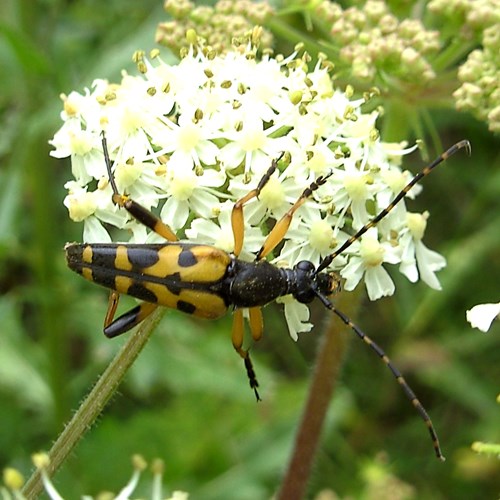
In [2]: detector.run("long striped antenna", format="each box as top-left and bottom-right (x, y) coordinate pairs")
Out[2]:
(315, 140), (471, 275)
(101, 131), (119, 196)
(314, 290), (445, 460)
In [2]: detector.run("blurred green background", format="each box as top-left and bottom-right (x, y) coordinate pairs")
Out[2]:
(0, 1), (498, 498)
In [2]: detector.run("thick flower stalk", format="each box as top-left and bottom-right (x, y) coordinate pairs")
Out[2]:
(50, 36), (446, 340)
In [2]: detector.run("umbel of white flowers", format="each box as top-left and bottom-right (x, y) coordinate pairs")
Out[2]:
(2, 453), (187, 500)
(50, 42), (446, 340)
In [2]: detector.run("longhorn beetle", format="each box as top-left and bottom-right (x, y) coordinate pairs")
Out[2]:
(65, 132), (470, 460)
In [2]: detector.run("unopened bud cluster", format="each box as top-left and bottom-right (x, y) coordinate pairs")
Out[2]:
(315, 0), (440, 83)
(428, 0), (499, 40)
(429, 0), (500, 133)
(454, 34), (500, 133)
(157, 0), (274, 55)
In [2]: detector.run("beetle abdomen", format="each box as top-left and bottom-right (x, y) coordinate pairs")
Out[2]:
(65, 242), (231, 319)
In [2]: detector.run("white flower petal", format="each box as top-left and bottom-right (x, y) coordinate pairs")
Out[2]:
(281, 297), (313, 341)
(466, 302), (500, 332)
(189, 190), (220, 219)
(399, 260), (419, 283)
(83, 216), (111, 243)
(161, 197), (189, 230)
(341, 257), (365, 291)
(415, 240), (446, 290)
(365, 266), (395, 300)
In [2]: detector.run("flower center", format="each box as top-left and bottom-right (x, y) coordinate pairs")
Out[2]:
(170, 170), (196, 200)
(306, 150), (328, 174)
(309, 219), (334, 252)
(381, 169), (406, 193)
(259, 176), (284, 209)
(239, 128), (266, 152)
(121, 108), (145, 134)
(69, 133), (93, 156)
(343, 173), (368, 201)
(66, 192), (96, 222)
(360, 236), (385, 267)
(406, 212), (428, 240)
(178, 123), (201, 152)
(115, 162), (142, 189)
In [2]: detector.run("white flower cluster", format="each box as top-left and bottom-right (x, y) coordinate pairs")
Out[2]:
(2, 453), (187, 500)
(50, 45), (446, 339)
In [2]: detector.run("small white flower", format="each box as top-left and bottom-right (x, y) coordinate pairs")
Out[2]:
(277, 209), (346, 269)
(159, 163), (225, 230)
(228, 171), (305, 226)
(219, 118), (294, 176)
(466, 302), (500, 332)
(50, 125), (104, 184)
(341, 228), (400, 300)
(277, 295), (313, 341)
(151, 115), (221, 169)
(398, 212), (446, 290)
(63, 181), (123, 242)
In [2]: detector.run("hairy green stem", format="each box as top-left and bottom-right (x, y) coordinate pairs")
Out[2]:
(21, 308), (164, 499)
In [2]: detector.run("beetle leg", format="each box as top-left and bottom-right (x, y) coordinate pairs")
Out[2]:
(104, 302), (158, 338)
(104, 290), (121, 330)
(101, 132), (178, 242)
(112, 194), (178, 242)
(248, 307), (263, 342)
(231, 158), (281, 257)
(257, 171), (333, 260)
(231, 308), (245, 357)
(231, 309), (261, 400)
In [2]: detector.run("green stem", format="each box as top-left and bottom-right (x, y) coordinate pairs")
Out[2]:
(21, 308), (164, 499)
(28, 136), (68, 430)
(381, 99), (413, 142)
(266, 16), (333, 60)
(432, 38), (475, 73)
(276, 311), (349, 500)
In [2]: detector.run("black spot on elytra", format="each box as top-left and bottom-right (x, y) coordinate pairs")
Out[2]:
(91, 268), (117, 289)
(127, 282), (158, 303)
(178, 248), (197, 267)
(91, 246), (118, 268)
(126, 246), (161, 269)
(177, 300), (196, 314)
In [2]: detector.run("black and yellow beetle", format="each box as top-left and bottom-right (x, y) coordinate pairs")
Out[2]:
(65, 132), (470, 460)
